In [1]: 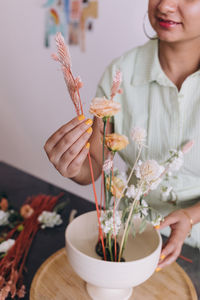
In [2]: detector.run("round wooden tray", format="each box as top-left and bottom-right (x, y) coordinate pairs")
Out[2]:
(30, 248), (197, 300)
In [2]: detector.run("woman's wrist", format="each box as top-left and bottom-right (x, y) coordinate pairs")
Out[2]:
(182, 202), (200, 225)
(181, 210), (194, 233)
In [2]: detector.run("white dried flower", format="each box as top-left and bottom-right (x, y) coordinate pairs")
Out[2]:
(100, 210), (121, 235)
(171, 190), (177, 202)
(0, 239), (15, 253)
(135, 160), (142, 178)
(103, 159), (113, 173)
(149, 177), (163, 191)
(0, 210), (9, 226)
(38, 211), (62, 229)
(131, 127), (146, 146)
(140, 200), (149, 216)
(126, 185), (137, 198)
(161, 186), (173, 202)
(117, 171), (127, 184)
(140, 160), (164, 182)
(151, 215), (163, 227)
(168, 150), (184, 172)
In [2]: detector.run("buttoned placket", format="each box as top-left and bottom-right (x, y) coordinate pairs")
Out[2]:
(173, 86), (186, 150)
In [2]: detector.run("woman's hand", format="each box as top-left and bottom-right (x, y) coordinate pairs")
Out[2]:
(44, 115), (93, 179)
(157, 209), (192, 269)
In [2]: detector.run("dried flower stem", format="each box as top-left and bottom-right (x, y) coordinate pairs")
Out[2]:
(113, 177), (117, 262)
(102, 118), (109, 209)
(116, 145), (143, 210)
(53, 32), (106, 260)
(88, 154), (106, 260)
(118, 183), (143, 261)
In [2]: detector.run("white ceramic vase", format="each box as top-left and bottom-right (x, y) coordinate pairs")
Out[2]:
(65, 211), (162, 300)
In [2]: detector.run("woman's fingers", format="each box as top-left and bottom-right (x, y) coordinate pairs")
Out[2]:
(157, 210), (192, 269)
(44, 115), (86, 153)
(58, 130), (92, 177)
(158, 245), (182, 268)
(49, 119), (93, 164)
(159, 213), (178, 230)
(63, 143), (90, 178)
(44, 115), (94, 178)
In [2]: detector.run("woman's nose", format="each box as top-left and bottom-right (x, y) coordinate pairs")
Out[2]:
(157, 0), (178, 14)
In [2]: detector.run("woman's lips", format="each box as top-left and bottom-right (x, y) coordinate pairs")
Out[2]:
(157, 17), (181, 29)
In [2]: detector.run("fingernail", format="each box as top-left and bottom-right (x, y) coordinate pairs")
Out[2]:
(78, 114), (85, 121)
(86, 142), (90, 149)
(86, 127), (93, 134)
(156, 267), (162, 272)
(85, 119), (93, 126)
(160, 254), (165, 261)
(154, 225), (160, 229)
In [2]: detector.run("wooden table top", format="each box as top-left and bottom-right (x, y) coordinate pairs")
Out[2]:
(30, 248), (197, 300)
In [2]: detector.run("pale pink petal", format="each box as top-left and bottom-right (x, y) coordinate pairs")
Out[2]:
(181, 140), (194, 154)
(75, 76), (83, 89)
(51, 53), (59, 61)
(110, 70), (122, 100)
(55, 32), (71, 69)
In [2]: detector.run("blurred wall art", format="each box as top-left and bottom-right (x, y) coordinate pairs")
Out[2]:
(43, 0), (98, 51)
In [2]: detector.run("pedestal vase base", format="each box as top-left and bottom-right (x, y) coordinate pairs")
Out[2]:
(86, 283), (133, 300)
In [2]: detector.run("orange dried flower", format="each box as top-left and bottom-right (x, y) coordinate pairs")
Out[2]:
(20, 204), (34, 219)
(0, 198), (8, 211)
(89, 97), (121, 118)
(106, 176), (125, 199)
(105, 133), (129, 152)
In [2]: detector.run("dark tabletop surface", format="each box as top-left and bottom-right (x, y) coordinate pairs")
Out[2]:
(0, 161), (199, 300)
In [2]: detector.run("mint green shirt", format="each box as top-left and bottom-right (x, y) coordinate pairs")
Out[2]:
(96, 39), (200, 248)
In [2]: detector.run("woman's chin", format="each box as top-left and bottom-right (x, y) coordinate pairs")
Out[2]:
(156, 32), (183, 44)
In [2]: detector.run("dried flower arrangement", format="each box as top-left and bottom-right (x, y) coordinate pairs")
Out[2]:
(0, 193), (65, 299)
(52, 32), (193, 263)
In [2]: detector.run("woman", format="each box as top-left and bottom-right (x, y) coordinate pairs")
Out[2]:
(44, 0), (200, 270)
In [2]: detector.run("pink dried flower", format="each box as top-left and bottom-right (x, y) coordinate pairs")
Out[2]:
(51, 53), (59, 62)
(55, 32), (71, 69)
(110, 70), (123, 100)
(181, 140), (194, 154)
(75, 76), (83, 89)
(53, 33), (83, 116)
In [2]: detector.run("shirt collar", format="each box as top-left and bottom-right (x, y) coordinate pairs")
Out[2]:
(131, 39), (200, 87)
(131, 39), (174, 87)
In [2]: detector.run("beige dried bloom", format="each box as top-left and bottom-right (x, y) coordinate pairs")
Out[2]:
(105, 133), (129, 152)
(106, 176), (125, 199)
(89, 97), (121, 118)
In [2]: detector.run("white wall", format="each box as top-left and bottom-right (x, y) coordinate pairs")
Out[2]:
(0, 0), (148, 201)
